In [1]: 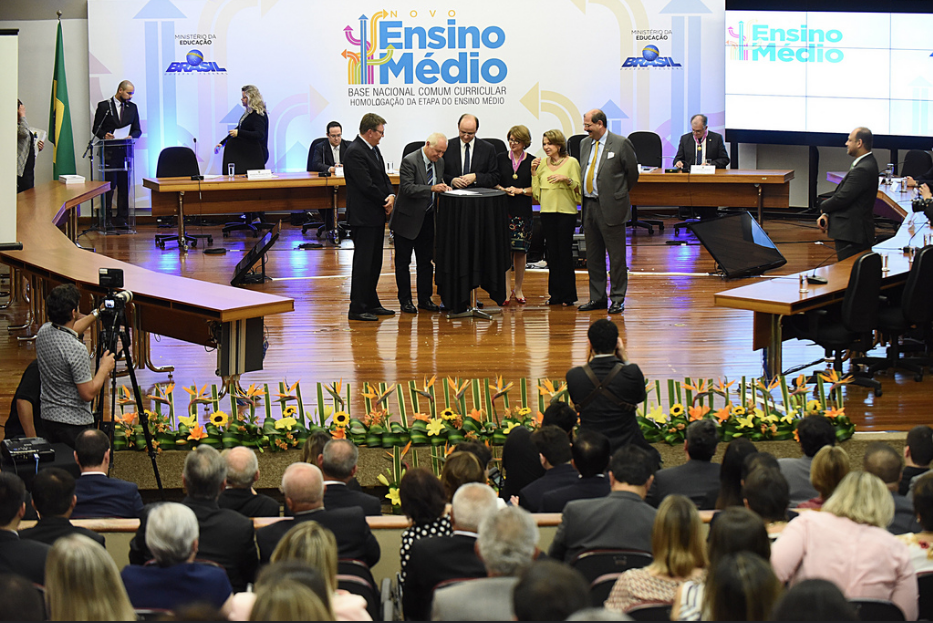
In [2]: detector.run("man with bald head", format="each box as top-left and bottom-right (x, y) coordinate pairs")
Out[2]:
(92, 80), (141, 229)
(321, 439), (382, 516)
(442, 114), (499, 189)
(390, 132), (451, 313)
(218, 447), (279, 517)
(255, 463), (380, 566)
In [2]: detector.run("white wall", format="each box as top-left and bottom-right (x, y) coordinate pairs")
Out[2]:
(1, 32), (17, 244)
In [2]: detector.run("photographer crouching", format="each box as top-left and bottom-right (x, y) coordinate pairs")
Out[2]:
(36, 284), (115, 448)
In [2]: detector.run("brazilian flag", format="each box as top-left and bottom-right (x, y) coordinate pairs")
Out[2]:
(48, 21), (76, 177)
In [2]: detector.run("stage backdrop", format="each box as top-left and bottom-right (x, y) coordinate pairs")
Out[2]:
(88, 0), (725, 210)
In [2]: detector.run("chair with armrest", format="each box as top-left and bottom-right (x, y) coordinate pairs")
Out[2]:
(338, 559), (379, 619)
(588, 572), (622, 608)
(153, 147), (213, 249)
(567, 134), (586, 161)
(626, 131), (665, 234)
(402, 141), (424, 159)
(480, 137), (507, 157)
(848, 598), (905, 621)
(300, 137), (337, 240)
(901, 149), (933, 180)
(570, 548), (653, 585)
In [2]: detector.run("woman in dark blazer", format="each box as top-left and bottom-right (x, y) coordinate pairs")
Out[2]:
(215, 84), (269, 174)
(495, 125), (534, 304)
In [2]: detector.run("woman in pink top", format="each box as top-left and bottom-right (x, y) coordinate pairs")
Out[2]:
(771, 471), (918, 620)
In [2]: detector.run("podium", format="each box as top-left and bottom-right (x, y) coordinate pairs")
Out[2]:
(94, 138), (136, 232)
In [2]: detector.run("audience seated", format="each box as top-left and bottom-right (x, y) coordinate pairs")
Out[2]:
(130, 445), (258, 592)
(604, 494), (707, 614)
(402, 482), (498, 621)
(249, 578), (331, 621)
(704, 552), (782, 621)
(255, 462), (379, 567)
(18, 467), (105, 547)
(245, 562), (334, 621)
(0, 472), (50, 585)
(779, 415), (836, 506)
(549, 444), (657, 562)
(646, 419), (720, 509)
(798, 445), (849, 510)
(902, 425), (932, 496)
(71, 428), (143, 519)
(432, 506), (539, 621)
(397, 468), (452, 588)
(710, 437), (757, 509)
(540, 429), (611, 513)
(454, 441), (494, 478)
(500, 402), (576, 501)
(519, 425), (579, 511)
(45, 533), (135, 621)
(864, 441), (922, 534)
(771, 471), (918, 619)
(741, 467), (791, 539)
(0, 573), (44, 621)
(321, 439), (382, 516)
(4, 360), (44, 440)
(439, 451), (487, 502)
(122, 502), (234, 616)
(512, 560), (590, 621)
(770, 578), (858, 621)
(218, 447), (280, 517)
(301, 429), (332, 465)
(896, 472), (933, 573)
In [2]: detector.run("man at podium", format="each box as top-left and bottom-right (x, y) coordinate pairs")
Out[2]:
(92, 80), (141, 229)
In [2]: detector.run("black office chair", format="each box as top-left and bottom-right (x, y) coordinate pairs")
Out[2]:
(627, 131), (665, 234)
(901, 149), (932, 180)
(570, 549), (653, 585)
(222, 150), (276, 238)
(787, 252), (884, 397)
(568, 134), (586, 161)
(627, 603), (674, 621)
(588, 572), (621, 608)
(848, 599), (905, 621)
(338, 559), (380, 620)
(300, 137), (349, 242)
(402, 140), (423, 159)
(918, 571), (933, 621)
(153, 147), (212, 249)
(480, 137), (507, 157)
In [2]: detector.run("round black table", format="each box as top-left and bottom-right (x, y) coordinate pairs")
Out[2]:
(435, 188), (510, 318)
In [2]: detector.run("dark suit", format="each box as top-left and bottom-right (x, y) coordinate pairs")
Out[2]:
(345, 136), (395, 315)
(673, 130), (730, 169)
(499, 427), (546, 501)
(220, 111), (269, 174)
(645, 459), (720, 510)
(540, 475), (611, 513)
(72, 473), (144, 519)
(890, 492), (921, 535)
(548, 490), (656, 562)
(92, 97), (141, 222)
(19, 515), (106, 547)
(441, 138), (499, 188)
(820, 152), (878, 260)
(402, 533), (486, 621)
(389, 148), (444, 305)
(323, 482), (382, 516)
(0, 529), (50, 585)
(518, 463), (580, 512)
(130, 497), (258, 592)
(310, 140), (349, 230)
(218, 487), (280, 518)
(255, 507), (380, 567)
(580, 132), (639, 305)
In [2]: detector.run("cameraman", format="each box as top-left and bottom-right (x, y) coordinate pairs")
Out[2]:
(35, 284), (115, 447)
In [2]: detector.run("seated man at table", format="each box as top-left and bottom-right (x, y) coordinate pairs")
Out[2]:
(18, 467), (106, 547)
(309, 121), (348, 237)
(674, 113), (730, 218)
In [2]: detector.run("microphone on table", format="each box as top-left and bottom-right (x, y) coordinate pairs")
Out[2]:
(805, 242), (843, 284)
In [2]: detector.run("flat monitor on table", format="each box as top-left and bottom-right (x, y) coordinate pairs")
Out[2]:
(687, 212), (787, 278)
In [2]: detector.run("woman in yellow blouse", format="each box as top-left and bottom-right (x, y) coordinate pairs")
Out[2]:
(532, 129), (582, 306)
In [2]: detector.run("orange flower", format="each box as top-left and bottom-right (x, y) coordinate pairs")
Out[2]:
(115, 411), (138, 427)
(824, 406), (845, 420)
(412, 413), (431, 422)
(714, 405), (731, 423)
(187, 424), (207, 441)
(332, 427), (346, 440)
(793, 429), (800, 443)
(688, 405), (711, 421)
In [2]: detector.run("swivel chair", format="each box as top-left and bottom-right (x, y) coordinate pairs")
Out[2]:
(480, 137), (507, 156)
(567, 134), (586, 161)
(402, 140), (423, 159)
(301, 137), (329, 237)
(901, 149), (932, 180)
(627, 131), (665, 234)
(153, 147), (212, 249)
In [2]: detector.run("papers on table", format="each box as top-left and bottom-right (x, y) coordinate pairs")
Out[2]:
(445, 189), (481, 195)
(111, 125), (131, 140)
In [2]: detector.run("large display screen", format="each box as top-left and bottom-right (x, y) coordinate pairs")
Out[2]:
(725, 10), (933, 145)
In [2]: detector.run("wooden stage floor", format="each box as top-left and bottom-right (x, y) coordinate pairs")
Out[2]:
(1, 212), (926, 434)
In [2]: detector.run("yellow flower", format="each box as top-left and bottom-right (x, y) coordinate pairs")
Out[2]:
(736, 414), (755, 429)
(518, 407), (531, 417)
(386, 487), (401, 506)
(377, 474), (391, 487)
(670, 403), (685, 418)
(731, 405), (746, 417)
(781, 410), (799, 424)
(504, 422), (521, 435)
(187, 424), (207, 441)
(333, 411), (351, 428)
(283, 406), (297, 418)
(209, 411), (229, 428)
(178, 413), (198, 428)
(806, 400), (822, 414)
(762, 412), (779, 423)
(426, 418), (445, 436)
(646, 405), (668, 424)
(275, 417), (297, 430)
(440, 407), (457, 421)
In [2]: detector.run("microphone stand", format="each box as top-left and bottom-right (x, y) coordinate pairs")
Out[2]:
(81, 106), (112, 239)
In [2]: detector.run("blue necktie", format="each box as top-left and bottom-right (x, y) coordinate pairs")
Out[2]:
(428, 162), (435, 210)
(463, 143), (471, 176)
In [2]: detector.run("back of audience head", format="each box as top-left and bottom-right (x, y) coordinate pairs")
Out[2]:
(223, 446), (260, 489)
(269, 521), (338, 594)
(513, 560), (589, 621)
(455, 441), (493, 473)
(301, 429), (332, 465)
(588, 318), (619, 355)
(31, 467), (75, 518)
(254, 562), (332, 619)
(704, 551), (782, 621)
(0, 574), (44, 621)
(183, 444), (227, 500)
(281, 462), (325, 510)
(810, 445), (850, 501)
(249, 579), (331, 621)
(0, 472), (26, 527)
(321, 438), (359, 480)
(45, 533), (136, 621)
(565, 608), (631, 621)
(477, 506), (539, 577)
(716, 438), (757, 509)
(797, 415), (836, 457)
(450, 482), (498, 532)
(770, 578), (858, 621)
(822, 471), (894, 528)
(914, 473), (933, 531)
(708, 507), (771, 566)
(74, 428), (110, 469)
(542, 401), (578, 434)
(571, 429), (611, 478)
(685, 419), (719, 462)
(742, 467), (789, 523)
(399, 467), (447, 526)
(906, 425), (933, 467)
(146, 502), (198, 566)
(863, 441), (903, 490)
(609, 444), (656, 488)
(741, 451), (778, 481)
(440, 451), (485, 501)
(650, 494), (707, 578)
(531, 425), (573, 468)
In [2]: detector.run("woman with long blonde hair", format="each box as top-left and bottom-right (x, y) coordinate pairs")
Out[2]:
(214, 84), (269, 174)
(45, 533), (136, 621)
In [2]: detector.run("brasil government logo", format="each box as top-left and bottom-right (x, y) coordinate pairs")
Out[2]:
(166, 49), (227, 73)
(622, 44), (682, 68)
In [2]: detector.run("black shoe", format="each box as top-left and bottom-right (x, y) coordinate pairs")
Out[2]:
(418, 301), (439, 312)
(608, 302), (625, 314)
(578, 300), (608, 311)
(371, 307), (396, 316)
(546, 299), (562, 306)
(400, 302), (418, 314)
(348, 312), (378, 321)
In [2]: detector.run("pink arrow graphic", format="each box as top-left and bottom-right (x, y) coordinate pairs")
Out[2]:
(345, 25), (360, 46)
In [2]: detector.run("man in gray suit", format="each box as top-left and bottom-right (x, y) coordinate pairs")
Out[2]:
(818, 127), (878, 261)
(548, 444), (657, 562)
(432, 506), (539, 621)
(578, 109), (640, 314)
(389, 133), (450, 313)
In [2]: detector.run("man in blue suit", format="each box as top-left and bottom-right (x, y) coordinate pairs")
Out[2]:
(71, 428), (143, 519)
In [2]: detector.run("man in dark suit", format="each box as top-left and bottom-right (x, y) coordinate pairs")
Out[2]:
(441, 114), (499, 188)
(321, 439), (382, 516)
(818, 127), (879, 261)
(0, 472), (50, 585)
(92, 80), (142, 228)
(256, 462), (380, 566)
(646, 419), (720, 509)
(218, 447), (279, 517)
(19, 468), (105, 547)
(778, 414), (836, 506)
(345, 113), (397, 322)
(518, 426), (579, 512)
(129, 445), (258, 592)
(4, 359), (44, 439)
(578, 109), (639, 314)
(309, 121), (348, 237)
(540, 429), (611, 513)
(403, 483), (499, 621)
(674, 114), (730, 170)
(864, 442), (921, 534)
(548, 445), (657, 563)
(389, 133), (450, 313)
(71, 429), (144, 519)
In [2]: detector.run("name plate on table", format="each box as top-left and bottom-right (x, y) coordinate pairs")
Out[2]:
(690, 165), (716, 175)
(247, 169), (275, 180)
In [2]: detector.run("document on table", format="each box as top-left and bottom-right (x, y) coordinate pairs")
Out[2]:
(446, 189), (480, 195)
(112, 125), (131, 139)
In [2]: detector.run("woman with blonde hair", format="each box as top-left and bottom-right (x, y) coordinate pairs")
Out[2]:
(604, 495), (706, 613)
(215, 84), (269, 174)
(798, 445), (850, 509)
(439, 450), (485, 501)
(772, 471), (918, 619)
(45, 533), (136, 621)
(249, 579), (331, 621)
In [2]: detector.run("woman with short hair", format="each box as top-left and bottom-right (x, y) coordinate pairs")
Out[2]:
(495, 125), (534, 304)
(45, 534), (136, 621)
(798, 445), (850, 510)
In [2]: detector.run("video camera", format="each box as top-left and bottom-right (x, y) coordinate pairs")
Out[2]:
(98, 268), (133, 315)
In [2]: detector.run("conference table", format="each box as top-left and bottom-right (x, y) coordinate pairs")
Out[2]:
(714, 180), (927, 378)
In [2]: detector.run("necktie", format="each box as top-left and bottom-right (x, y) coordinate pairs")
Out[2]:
(696, 141), (703, 166)
(585, 141), (599, 195)
(428, 162), (436, 210)
(463, 143), (471, 177)
(374, 145), (384, 166)
(119, 101), (124, 124)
